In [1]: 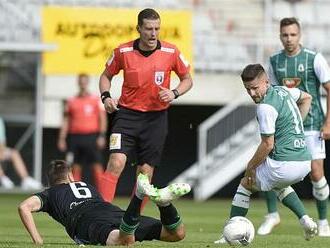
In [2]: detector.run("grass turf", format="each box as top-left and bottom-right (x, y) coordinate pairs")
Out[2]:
(0, 194), (329, 247)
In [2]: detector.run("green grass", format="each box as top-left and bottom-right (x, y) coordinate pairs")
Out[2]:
(0, 194), (329, 247)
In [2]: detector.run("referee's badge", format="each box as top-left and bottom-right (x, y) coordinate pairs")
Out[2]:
(155, 71), (164, 85)
(109, 133), (121, 150)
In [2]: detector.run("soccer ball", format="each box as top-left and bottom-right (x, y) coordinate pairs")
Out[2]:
(223, 216), (255, 246)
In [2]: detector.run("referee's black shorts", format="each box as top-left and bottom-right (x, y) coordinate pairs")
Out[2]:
(74, 203), (162, 245)
(109, 107), (168, 167)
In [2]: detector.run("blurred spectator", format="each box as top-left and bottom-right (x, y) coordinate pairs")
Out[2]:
(57, 74), (107, 191)
(0, 116), (42, 190)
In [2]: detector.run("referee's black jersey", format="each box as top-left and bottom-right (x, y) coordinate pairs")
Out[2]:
(34, 182), (117, 239)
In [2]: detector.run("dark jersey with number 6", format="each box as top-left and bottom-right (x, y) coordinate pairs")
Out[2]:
(35, 182), (122, 240)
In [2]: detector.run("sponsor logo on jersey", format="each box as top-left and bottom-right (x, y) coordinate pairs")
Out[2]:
(109, 133), (121, 150)
(154, 71), (165, 85)
(282, 77), (301, 88)
(298, 64), (305, 72)
(70, 199), (91, 209)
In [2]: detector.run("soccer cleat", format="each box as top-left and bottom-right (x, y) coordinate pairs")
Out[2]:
(150, 183), (191, 205)
(21, 177), (42, 190)
(257, 212), (280, 235)
(214, 235), (227, 244)
(0, 175), (14, 189)
(300, 216), (317, 241)
(318, 220), (330, 237)
(136, 173), (158, 197)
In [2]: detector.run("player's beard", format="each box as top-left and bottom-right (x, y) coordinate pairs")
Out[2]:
(253, 96), (263, 103)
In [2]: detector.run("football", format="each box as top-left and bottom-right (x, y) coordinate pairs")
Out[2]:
(223, 216), (255, 246)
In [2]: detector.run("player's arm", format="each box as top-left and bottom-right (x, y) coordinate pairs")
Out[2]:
(285, 87), (312, 121)
(57, 102), (69, 152)
(322, 82), (330, 139)
(245, 135), (274, 179)
(296, 91), (312, 121)
(314, 53), (330, 139)
(245, 104), (276, 185)
(18, 196), (43, 245)
(99, 69), (118, 113)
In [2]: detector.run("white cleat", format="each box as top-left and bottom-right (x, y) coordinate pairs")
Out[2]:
(300, 216), (317, 241)
(136, 173), (158, 197)
(0, 175), (14, 189)
(21, 177), (42, 190)
(257, 212), (280, 235)
(318, 220), (330, 237)
(150, 183), (191, 205)
(214, 235), (227, 244)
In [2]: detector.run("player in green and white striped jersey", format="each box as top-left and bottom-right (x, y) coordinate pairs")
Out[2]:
(216, 64), (317, 244)
(258, 17), (330, 237)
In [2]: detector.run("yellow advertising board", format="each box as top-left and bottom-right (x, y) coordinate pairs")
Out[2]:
(42, 7), (192, 75)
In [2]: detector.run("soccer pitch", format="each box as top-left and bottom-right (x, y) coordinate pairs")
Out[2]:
(0, 194), (329, 248)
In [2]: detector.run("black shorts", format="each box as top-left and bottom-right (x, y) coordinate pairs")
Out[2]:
(74, 203), (162, 245)
(67, 133), (103, 165)
(109, 107), (168, 167)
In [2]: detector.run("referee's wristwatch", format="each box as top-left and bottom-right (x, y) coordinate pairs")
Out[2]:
(101, 91), (111, 103)
(172, 89), (180, 99)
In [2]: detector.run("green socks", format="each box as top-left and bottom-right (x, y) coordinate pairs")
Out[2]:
(265, 191), (278, 213)
(230, 184), (252, 218)
(281, 191), (306, 219)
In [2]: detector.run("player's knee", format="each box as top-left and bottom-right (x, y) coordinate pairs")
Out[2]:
(312, 177), (329, 201)
(310, 160), (324, 180)
(108, 156), (125, 175)
(274, 186), (294, 202)
(10, 149), (19, 158)
(310, 170), (323, 182)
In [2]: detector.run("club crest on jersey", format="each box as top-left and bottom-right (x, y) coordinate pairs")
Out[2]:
(282, 77), (301, 88)
(155, 71), (165, 85)
(298, 64), (305, 72)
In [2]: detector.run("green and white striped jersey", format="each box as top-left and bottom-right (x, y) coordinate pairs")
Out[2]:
(258, 86), (311, 161)
(268, 47), (330, 131)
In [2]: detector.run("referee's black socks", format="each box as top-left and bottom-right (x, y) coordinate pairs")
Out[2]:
(159, 203), (182, 230)
(120, 195), (142, 235)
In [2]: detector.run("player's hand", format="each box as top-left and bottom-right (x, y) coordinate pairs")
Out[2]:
(57, 139), (67, 152)
(244, 165), (256, 188)
(158, 86), (175, 102)
(34, 237), (43, 245)
(103, 98), (119, 113)
(321, 122), (330, 140)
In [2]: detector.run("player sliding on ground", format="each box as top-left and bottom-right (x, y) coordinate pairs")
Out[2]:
(215, 64), (317, 244)
(18, 160), (190, 246)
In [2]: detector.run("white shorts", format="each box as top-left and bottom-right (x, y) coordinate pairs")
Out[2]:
(255, 157), (311, 191)
(305, 131), (325, 160)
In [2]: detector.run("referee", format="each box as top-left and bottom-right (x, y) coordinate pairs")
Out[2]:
(99, 8), (193, 203)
